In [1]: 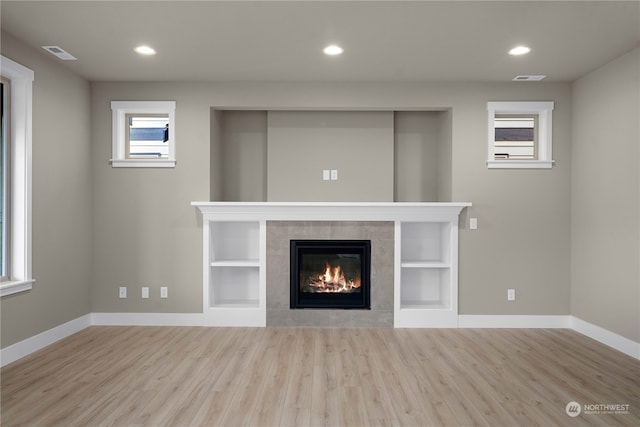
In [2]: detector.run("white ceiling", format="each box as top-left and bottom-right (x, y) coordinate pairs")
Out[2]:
(1, 1), (639, 83)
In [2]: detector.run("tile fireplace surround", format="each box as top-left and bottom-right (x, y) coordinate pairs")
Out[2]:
(192, 202), (471, 328)
(268, 221), (394, 327)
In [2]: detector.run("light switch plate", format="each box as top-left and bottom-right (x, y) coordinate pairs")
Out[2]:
(160, 286), (168, 299)
(141, 287), (149, 299)
(322, 169), (330, 181)
(470, 217), (478, 230)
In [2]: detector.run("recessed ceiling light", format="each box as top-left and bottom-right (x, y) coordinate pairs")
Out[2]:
(323, 45), (344, 56)
(509, 46), (531, 56)
(134, 45), (156, 56)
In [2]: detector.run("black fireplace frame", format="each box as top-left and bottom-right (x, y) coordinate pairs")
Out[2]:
(290, 239), (371, 310)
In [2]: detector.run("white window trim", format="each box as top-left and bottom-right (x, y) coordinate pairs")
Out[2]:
(110, 101), (176, 168)
(1, 56), (35, 297)
(487, 101), (554, 169)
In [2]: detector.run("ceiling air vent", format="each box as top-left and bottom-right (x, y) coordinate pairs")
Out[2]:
(41, 46), (77, 61)
(512, 75), (546, 81)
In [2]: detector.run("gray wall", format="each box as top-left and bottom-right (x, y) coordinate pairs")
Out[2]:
(0, 32), (92, 347)
(90, 83), (209, 313)
(437, 110), (453, 202)
(209, 109), (223, 201)
(571, 47), (640, 342)
(267, 111), (394, 202)
(394, 110), (451, 202)
(90, 80), (572, 316)
(219, 110), (267, 202)
(453, 84), (572, 315)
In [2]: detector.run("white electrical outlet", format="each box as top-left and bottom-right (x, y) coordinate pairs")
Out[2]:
(119, 287), (127, 299)
(141, 287), (149, 299)
(330, 169), (338, 180)
(322, 169), (330, 181)
(160, 286), (168, 299)
(507, 289), (516, 301)
(470, 217), (478, 230)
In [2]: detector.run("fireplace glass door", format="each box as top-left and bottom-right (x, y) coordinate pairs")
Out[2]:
(290, 240), (371, 309)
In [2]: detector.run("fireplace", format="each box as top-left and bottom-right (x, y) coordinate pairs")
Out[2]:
(290, 240), (371, 309)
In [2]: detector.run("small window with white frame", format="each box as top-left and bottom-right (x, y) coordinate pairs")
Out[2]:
(111, 101), (176, 167)
(487, 101), (554, 169)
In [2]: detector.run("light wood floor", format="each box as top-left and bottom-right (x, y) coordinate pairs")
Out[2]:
(1, 327), (638, 426)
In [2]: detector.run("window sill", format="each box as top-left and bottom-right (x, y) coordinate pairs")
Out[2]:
(111, 159), (176, 168)
(487, 160), (554, 169)
(1, 279), (35, 297)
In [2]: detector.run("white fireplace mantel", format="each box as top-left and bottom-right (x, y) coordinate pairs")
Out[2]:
(191, 201), (471, 222)
(192, 201), (471, 328)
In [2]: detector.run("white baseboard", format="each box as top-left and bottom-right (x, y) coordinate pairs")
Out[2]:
(0, 314), (91, 368)
(570, 316), (640, 360)
(458, 315), (571, 328)
(91, 312), (204, 326)
(3, 313), (637, 366)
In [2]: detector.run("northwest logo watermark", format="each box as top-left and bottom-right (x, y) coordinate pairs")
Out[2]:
(565, 402), (581, 417)
(566, 401), (630, 417)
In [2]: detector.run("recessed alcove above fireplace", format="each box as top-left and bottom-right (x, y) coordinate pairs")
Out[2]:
(210, 109), (452, 203)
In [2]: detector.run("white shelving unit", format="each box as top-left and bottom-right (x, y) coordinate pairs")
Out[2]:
(395, 221), (460, 327)
(193, 202), (469, 328)
(204, 220), (266, 326)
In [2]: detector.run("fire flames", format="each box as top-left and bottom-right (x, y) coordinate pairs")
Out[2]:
(307, 262), (361, 293)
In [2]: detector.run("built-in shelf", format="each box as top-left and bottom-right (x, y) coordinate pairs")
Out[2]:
(400, 301), (450, 309)
(212, 300), (260, 308)
(400, 262), (451, 268)
(200, 219), (266, 326)
(193, 202), (470, 327)
(210, 260), (260, 267)
(395, 219), (461, 327)
(210, 264), (260, 307)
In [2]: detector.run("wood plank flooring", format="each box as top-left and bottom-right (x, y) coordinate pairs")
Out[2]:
(1, 327), (639, 426)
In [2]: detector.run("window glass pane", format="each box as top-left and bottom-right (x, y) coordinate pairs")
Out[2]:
(1, 81), (8, 278)
(126, 114), (169, 159)
(494, 115), (537, 160)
